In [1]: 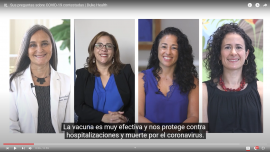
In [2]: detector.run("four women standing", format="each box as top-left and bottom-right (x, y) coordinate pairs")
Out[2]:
(10, 21), (263, 133)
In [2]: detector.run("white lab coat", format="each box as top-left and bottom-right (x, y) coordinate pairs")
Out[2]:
(10, 65), (71, 133)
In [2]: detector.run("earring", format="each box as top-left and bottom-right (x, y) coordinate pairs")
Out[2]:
(218, 60), (222, 65)
(112, 58), (114, 64)
(244, 59), (248, 65)
(93, 58), (95, 63)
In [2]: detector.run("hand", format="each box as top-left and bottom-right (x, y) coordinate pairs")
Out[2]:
(108, 111), (128, 123)
(101, 111), (127, 123)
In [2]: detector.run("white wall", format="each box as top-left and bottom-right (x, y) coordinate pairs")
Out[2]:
(139, 19), (199, 71)
(74, 19), (135, 72)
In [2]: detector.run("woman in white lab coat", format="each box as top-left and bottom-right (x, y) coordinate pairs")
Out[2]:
(9, 25), (70, 133)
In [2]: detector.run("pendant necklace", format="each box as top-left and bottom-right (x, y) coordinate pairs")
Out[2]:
(32, 73), (50, 84)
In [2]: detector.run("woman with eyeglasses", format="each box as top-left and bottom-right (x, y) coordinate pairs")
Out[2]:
(75, 31), (135, 124)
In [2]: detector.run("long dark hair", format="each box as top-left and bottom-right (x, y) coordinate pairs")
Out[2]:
(10, 25), (58, 91)
(204, 23), (256, 85)
(147, 27), (198, 93)
(85, 31), (123, 76)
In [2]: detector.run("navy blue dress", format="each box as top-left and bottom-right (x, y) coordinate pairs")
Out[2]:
(142, 68), (189, 123)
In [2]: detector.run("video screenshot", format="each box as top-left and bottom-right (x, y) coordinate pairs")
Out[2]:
(0, 0), (269, 151)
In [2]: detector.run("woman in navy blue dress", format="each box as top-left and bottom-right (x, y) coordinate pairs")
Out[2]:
(138, 27), (199, 124)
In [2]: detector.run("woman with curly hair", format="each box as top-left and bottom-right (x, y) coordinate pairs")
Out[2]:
(202, 23), (263, 133)
(138, 27), (199, 124)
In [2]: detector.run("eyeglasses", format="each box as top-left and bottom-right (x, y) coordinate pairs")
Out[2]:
(95, 43), (114, 50)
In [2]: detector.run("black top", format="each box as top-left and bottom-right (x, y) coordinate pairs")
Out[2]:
(35, 86), (55, 133)
(74, 64), (135, 123)
(205, 80), (262, 133)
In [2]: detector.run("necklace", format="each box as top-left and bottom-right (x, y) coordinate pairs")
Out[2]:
(219, 75), (245, 92)
(32, 73), (50, 84)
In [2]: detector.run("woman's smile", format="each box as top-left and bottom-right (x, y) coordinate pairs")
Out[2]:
(163, 56), (173, 61)
(34, 53), (47, 58)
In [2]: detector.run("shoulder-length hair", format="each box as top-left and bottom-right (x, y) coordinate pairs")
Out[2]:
(86, 31), (123, 76)
(9, 24), (58, 91)
(147, 27), (198, 93)
(204, 23), (256, 85)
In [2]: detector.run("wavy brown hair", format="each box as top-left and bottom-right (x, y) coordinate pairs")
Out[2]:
(86, 31), (123, 76)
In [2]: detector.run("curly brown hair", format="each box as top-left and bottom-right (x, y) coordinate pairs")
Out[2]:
(204, 23), (257, 85)
(147, 27), (198, 93)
